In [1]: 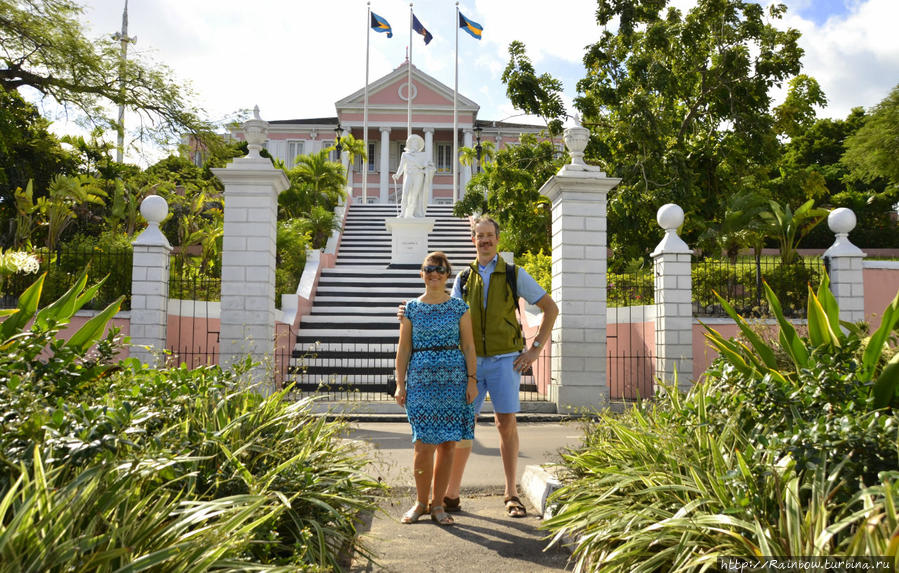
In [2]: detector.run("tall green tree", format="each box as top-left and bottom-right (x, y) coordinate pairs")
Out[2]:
(501, 40), (567, 137)
(0, 87), (75, 229)
(279, 150), (346, 219)
(843, 84), (899, 188)
(1, 0), (212, 146)
(454, 134), (564, 255)
(575, 0), (804, 264)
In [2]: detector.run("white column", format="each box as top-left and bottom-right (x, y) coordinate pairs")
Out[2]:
(379, 126), (391, 204)
(423, 127), (434, 158)
(423, 127), (435, 206)
(461, 128), (473, 196)
(211, 109), (289, 393)
(823, 208), (866, 324)
(651, 204), (694, 393)
(130, 195), (172, 368)
(539, 126), (620, 412)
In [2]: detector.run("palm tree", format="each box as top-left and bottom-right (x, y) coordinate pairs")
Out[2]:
(327, 134), (366, 198)
(37, 175), (107, 251)
(280, 151), (346, 219)
(759, 199), (828, 266)
(458, 141), (496, 172)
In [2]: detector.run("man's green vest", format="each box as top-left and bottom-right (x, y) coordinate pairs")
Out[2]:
(463, 257), (523, 357)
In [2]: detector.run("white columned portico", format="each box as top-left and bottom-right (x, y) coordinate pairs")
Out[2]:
(461, 128), (473, 195)
(539, 126), (620, 412)
(379, 126), (391, 204)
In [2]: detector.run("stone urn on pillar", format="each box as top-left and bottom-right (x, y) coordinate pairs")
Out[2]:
(243, 105), (267, 160)
(560, 120), (603, 175)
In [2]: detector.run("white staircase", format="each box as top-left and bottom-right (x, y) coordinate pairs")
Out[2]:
(287, 204), (476, 392)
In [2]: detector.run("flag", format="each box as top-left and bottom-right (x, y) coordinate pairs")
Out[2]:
(412, 14), (433, 45)
(371, 11), (393, 38)
(459, 12), (483, 40)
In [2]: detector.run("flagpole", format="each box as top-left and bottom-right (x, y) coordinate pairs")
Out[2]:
(453, 2), (459, 203)
(363, 3), (370, 203)
(407, 3), (413, 136)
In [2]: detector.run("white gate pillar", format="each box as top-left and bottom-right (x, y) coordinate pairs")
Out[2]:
(130, 195), (172, 367)
(212, 107), (289, 392)
(651, 204), (694, 392)
(823, 208), (866, 324)
(539, 126), (620, 412)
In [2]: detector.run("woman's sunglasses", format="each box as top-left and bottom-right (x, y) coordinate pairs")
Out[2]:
(422, 264), (448, 274)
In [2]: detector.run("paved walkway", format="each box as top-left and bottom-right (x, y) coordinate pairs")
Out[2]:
(345, 420), (583, 572)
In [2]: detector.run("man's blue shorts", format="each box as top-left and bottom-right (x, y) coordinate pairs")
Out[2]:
(472, 354), (521, 414)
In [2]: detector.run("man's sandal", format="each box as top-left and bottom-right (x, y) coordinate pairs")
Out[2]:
(443, 496), (461, 513)
(430, 505), (455, 526)
(401, 502), (428, 524)
(504, 496), (527, 518)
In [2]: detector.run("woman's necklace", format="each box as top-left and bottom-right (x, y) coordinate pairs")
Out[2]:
(420, 290), (449, 305)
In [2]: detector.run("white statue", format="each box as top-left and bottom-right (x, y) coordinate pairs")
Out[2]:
(393, 134), (435, 218)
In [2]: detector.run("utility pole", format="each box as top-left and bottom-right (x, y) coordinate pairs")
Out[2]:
(112, 0), (136, 163)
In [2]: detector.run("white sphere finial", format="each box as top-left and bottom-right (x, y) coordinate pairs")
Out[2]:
(657, 203), (685, 231)
(828, 207), (857, 235)
(140, 194), (168, 224)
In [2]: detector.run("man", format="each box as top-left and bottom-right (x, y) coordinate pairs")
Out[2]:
(402, 215), (558, 517)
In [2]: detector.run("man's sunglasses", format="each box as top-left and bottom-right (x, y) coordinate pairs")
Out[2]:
(422, 265), (448, 274)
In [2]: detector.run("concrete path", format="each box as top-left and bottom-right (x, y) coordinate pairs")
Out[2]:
(345, 420), (584, 572)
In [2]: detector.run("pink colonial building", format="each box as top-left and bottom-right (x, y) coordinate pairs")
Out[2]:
(236, 60), (545, 205)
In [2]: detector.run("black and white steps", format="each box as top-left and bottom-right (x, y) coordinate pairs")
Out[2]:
(288, 204), (476, 391)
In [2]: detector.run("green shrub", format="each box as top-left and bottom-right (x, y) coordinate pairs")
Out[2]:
(276, 219), (311, 303)
(543, 277), (899, 571)
(0, 271), (384, 570)
(40, 230), (133, 310)
(518, 250), (551, 293)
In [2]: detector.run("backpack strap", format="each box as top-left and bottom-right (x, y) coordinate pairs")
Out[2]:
(505, 263), (518, 304)
(459, 268), (471, 297)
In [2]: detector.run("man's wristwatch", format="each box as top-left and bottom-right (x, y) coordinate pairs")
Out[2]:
(531, 340), (541, 350)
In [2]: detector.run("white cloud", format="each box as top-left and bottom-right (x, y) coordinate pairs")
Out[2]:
(778, 0), (899, 118)
(44, 0), (899, 165)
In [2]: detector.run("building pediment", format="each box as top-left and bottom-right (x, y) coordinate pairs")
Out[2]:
(336, 62), (478, 113)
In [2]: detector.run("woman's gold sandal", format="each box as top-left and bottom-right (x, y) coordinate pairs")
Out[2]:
(430, 505), (455, 526)
(401, 502), (428, 524)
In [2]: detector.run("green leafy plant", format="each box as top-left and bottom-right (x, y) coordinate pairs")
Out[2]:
(0, 272), (385, 569)
(704, 273), (899, 406)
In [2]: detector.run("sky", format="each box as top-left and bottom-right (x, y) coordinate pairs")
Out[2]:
(56, 0), (899, 165)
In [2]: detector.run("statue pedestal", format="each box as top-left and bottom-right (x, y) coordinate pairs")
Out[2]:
(385, 217), (435, 266)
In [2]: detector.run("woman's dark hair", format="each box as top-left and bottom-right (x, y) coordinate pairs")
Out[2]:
(423, 251), (452, 275)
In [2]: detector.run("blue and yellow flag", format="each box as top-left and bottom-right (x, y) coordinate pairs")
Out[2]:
(371, 12), (393, 38)
(412, 14), (433, 45)
(459, 12), (483, 40)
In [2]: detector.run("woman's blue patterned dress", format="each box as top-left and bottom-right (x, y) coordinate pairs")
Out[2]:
(404, 297), (476, 444)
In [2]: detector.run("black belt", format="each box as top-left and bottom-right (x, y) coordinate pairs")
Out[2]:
(411, 345), (459, 353)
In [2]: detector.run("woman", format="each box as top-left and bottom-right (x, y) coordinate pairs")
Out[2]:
(394, 251), (478, 525)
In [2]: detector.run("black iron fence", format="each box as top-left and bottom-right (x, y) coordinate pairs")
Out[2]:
(1, 247), (132, 310)
(284, 339), (550, 402)
(693, 256), (824, 318)
(608, 270), (655, 307)
(165, 255), (221, 368)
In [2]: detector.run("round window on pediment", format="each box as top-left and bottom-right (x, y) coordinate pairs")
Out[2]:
(398, 82), (418, 102)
